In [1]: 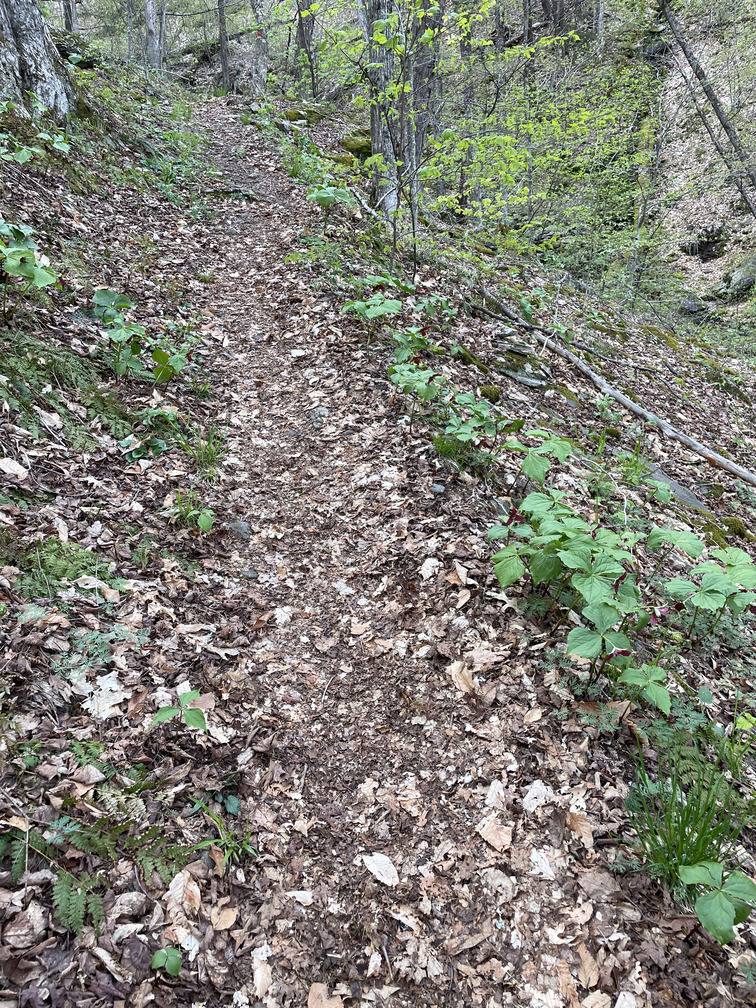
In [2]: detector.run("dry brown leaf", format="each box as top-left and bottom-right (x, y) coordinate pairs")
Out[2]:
(576, 942), (599, 989)
(307, 983), (344, 1008)
(476, 813), (512, 851)
(523, 706), (543, 724)
(557, 960), (579, 1008)
(566, 811), (594, 849)
(166, 870), (201, 918)
(363, 852), (399, 887)
(210, 904), (238, 930)
(448, 661), (476, 694)
(253, 960), (273, 997)
(580, 994), (611, 1008)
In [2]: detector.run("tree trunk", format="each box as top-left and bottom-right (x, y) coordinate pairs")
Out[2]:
(247, 0), (268, 95)
(362, 0), (398, 216)
(0, 0), (75, 119)
(144, 0), (160, 69)
(126, 0), (133, 62)
(659, 0), (756, 195)
(217, 0), (231, 90)
(294, 0), (316, 97)
(63, 0), (78, 33)
(158, 0), (167, 69)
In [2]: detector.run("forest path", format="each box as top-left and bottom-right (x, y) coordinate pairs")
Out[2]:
(182, 103), (696, 1008)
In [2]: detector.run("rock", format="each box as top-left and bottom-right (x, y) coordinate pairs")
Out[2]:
(680, 225), (725, 261)
(678, 293), (709, 317)
(340, 131), (372, 159)
(229, 520), (251, 542)
(490, 349), (552, 389)
(646, 464), (715, 515)
(241, 568), (259, 580)
(722, 253), (756, 300)
(430, 484), (446, 496)
(309, 406), (330, 429)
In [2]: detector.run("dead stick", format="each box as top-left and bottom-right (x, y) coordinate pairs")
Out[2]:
(473, 287), (756, 489)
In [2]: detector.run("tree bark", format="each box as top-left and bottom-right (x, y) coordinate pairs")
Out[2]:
(63, 1), (78, 33)
(126, 0), (133, 62)
(217, 0), (231, 90)
(659, 0), (756, 195)
(144, 0), (160, 69)
(362, 0), (399, 216)
(0, 0), (75, 119)
(294, 0), (316, 97)
(247, 0), (268, 95)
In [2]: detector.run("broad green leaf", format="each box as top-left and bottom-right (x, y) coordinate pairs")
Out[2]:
(664, 577), (697, 600)
(197, 511), (213, 532)
(643, 682), (671, 716)
(182, 707), (207, 732)
(679, 861), (723, 888)
(152, 706), (179, 724)
(722, 871), (756, 904)
(520, 452), (551, 484)
(493, 552), (526, 588)
(647, 528), (705, 558)
(694, 889), (736, 944)
(566, 626), (603, 659)
(582, 601), (620, 633)
(178, 690), (201, 707)
(530, 551), (562, 586)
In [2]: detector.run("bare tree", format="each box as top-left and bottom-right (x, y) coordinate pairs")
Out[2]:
(218, 0), (231, 90)
(145, 0), (160, 69)
(0, 0), (75, 118)
(63, 0), (79, 33)
(247, 0), (268, 95)
(660, 0), (756, 195)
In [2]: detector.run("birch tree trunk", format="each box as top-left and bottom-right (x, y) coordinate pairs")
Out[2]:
(218, 0), (231, 90)
(362, 0), (399, 215)
(0, 0), (75, 119)
(145, 0), (160, 69)
(247, 0), (268, 95)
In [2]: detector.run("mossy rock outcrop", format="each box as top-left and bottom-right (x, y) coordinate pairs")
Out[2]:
(284, 104), (328, 124)
(340, 130), (372, 159)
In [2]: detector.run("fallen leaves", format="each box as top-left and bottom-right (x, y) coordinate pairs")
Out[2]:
(307, 983), (344, 1008)
(362, 852), (399, 887)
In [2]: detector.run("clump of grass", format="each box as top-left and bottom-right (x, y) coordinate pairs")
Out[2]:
(625, 747), (745, 896)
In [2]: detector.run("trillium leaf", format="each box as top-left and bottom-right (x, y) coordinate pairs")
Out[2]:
(679, 861), (723, 888)
(520, 452), (551, 484)
(722, 870), (756, 904)
(530, 551), (562, 585)
(152, 706), (179, 724)
(493, 553), (526, 588)
(183, 708), (208, 732)
(694, 889), (736, 945)
(566, 626), (603, 659)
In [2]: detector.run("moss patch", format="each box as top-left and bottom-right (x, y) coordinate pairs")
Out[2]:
(454, 345), (491, 374)
(479, 385), (501, 403)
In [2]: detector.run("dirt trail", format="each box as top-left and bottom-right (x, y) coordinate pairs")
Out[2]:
(153, 105), (725, 1007)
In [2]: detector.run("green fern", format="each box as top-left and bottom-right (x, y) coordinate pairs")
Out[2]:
(52, 871), (103, 936)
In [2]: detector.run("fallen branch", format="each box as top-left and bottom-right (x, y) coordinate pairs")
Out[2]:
(473, 286), (756, 489)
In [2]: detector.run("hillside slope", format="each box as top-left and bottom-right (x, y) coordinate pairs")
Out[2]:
(2, 92), (756, 1008)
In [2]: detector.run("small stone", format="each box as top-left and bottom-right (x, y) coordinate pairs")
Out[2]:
(229, 520), (251, 542)
(309, 406), (330, 429)
(241, 568), (259, 581)
(430, 484), (446, 496)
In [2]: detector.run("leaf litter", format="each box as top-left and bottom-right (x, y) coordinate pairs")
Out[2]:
(0, 94), (753, 1008)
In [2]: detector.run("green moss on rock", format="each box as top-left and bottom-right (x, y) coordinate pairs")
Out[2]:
(701, 522), (729, 548)
(455, 345), (491, 374)
(479, 385), (501, 403)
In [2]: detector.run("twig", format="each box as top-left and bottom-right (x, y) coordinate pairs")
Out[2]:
(472, 287), (756, 488)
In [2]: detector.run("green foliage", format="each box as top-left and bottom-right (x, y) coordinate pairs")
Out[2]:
(153, 689), (208, 732)
(0, 534), (121, 600)
(626, 749), (745, 898)
(152, 947), (183, 976)
(93, 289), (194, 383)
(306, 182), (354, 222)
(189, 801), (257, 870)
(0, 99), (71, 166)
(679, 861), (756, 944)
(164, 489), (214, 531)
(0, 220), (59, 319)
